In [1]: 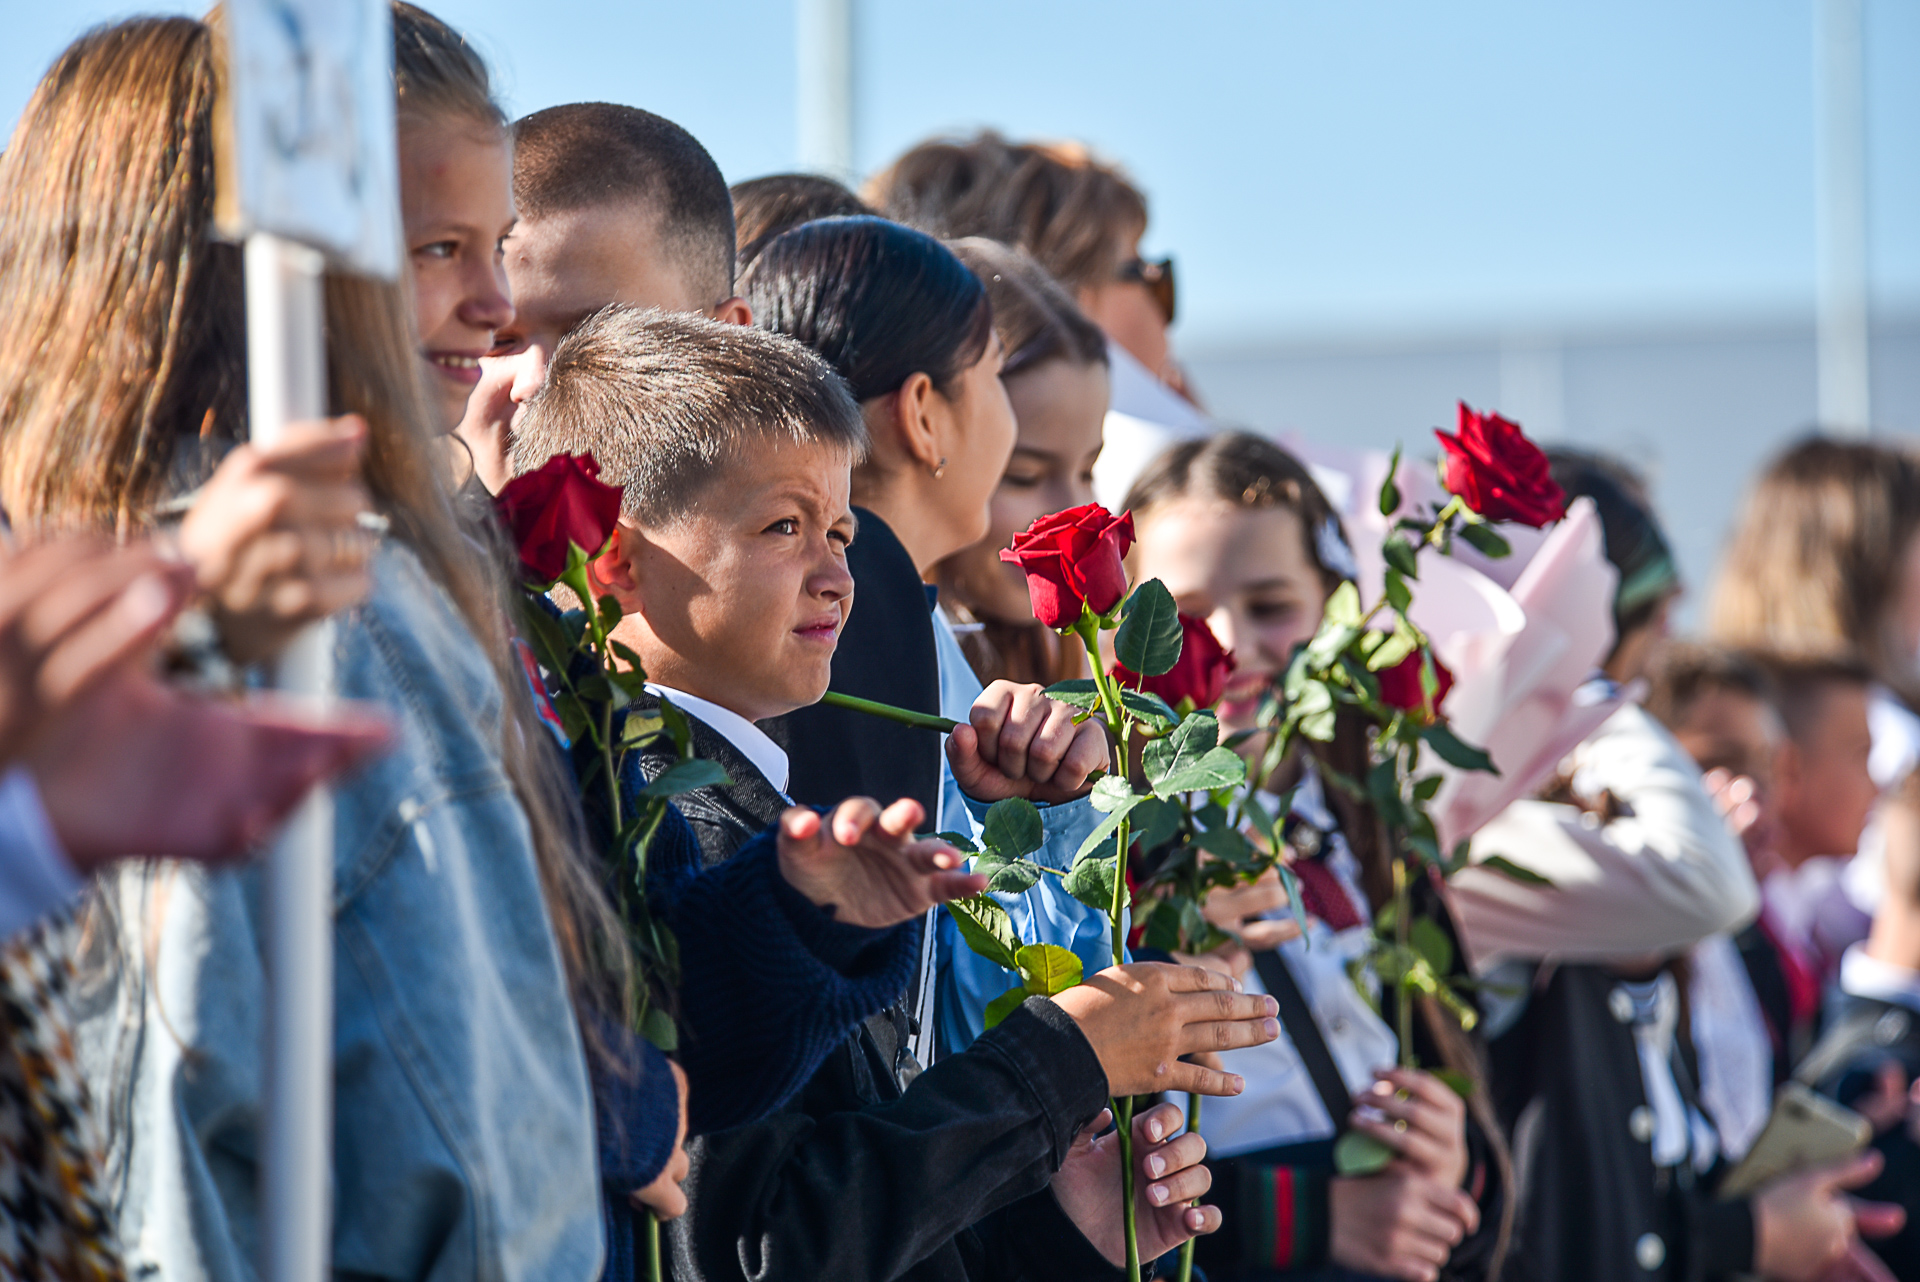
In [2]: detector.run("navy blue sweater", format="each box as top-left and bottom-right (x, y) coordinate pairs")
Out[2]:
(594, 751), (921, 1281)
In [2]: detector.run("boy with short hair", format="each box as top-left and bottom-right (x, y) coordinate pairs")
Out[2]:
(512, 305), (1283, 1280)
(461, 101), (942, 826)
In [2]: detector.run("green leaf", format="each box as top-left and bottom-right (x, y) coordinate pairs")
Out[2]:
(1432, 1067), (1476, 1099)
(1127, 797), (1184, 853)
(1273, 860), (1309, 950)
(596, 593), (624, 633)
(1075, 791), (1148, 862)
(1382, 569), (1413, 614)
(1412, 774), (1443, 802)
(1119, 689), (1178, 728)
(1379, 444), (1403, 516)
(977, 854), (1043, 895)
(1115, 579), (1184, 676)
(514, 598), (576, 672)
(1144, 712), (1248, 796)
(641, 1005), (679, 1053)
(945, 895), (1021, 971)
(1367, 625), (1418, 672)
(983, 985), (1030, 1029)
(1458, 521), (1511, 558)
(621, 711), (665, 746)
(1014, 942), (1083, 995)
(1043, 679), (1102, 713)
(1090, 774), (1140, 813)
(639, 758), (733, 799)
(1063, 852), (1119, 912)
(981, 797), (1045, 858)
(1479, 854), (1554, 887)
(1421, 722), (1497, 773)
(935, 830), (980, 854)
(1142, 899), (1185, 952)
(1333, 1130), (1395, 1176)
(1194, 824), (1258, 868)
(1410, 916), (1455, 976)
(1323, 580), (1362, 627)
(1382, 535), (1420, 580)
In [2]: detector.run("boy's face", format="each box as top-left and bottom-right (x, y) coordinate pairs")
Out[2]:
(1775, 682), (1878, 865)
(1671, 686), (1779, 786)
(603, 438), (856, 724)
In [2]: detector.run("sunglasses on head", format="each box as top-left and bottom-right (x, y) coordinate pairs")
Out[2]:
(1114, 256), (1175, 324)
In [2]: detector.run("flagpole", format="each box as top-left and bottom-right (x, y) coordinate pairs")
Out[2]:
(245, 231), (335, 1282)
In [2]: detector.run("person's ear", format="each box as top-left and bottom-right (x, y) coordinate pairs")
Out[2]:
(584, 523), (644, 612)
(710, 296), (753, 327)
(888, 371), (944, 473)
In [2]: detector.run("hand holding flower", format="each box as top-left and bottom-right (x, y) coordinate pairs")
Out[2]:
(1048, 961), (1278, 1097)
(945, 680), (1108, 804)
(1053, 1101), (1223, 1267)
(629, 1061), (691, 1220)
(775, 797), (986, 929)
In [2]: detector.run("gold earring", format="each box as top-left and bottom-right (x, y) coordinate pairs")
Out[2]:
(933, 456), (947, 480)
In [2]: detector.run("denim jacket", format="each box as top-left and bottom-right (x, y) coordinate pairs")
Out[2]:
(73, 543), (602, 1282)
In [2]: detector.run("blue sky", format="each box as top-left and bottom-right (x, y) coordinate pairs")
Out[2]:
(3, 1), (1913, 346)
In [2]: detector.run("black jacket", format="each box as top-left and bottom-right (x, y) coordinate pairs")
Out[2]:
(1798, 994), (1920, 1280)
(1490, 963), (1754, 1282)
(761, 507), (943, 820)
(635, 699), (1130, 1282)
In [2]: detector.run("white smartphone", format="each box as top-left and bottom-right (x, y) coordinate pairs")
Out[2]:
(1718, 1082), (1872, 1199)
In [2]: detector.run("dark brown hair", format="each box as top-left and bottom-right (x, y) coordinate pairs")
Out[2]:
(1645, 643), (1774, 732)
(1747, 652), (1873, 743)
(731, 173), (872, 274)
(946, 238), (1107, 381)
(0, 15), (627, 1021)
(1123, 432), (1352, 596)
(512, 102), (735, 305)
(511, 306), (866, 527)
(1710, 436), (1920, 698)
(869, 131), (1148, 294)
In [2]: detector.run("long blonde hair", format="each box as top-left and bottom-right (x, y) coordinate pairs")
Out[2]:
(1709, 436), (1920, 701)
(0, 16), (625, 1018)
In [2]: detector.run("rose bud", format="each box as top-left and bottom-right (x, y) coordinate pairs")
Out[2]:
(1434, 402), (1568, 529)
(1116, 613), (1234, 710)
(1376, 648), (1455, 721)
(999, 503), (1136, 630)
(495, 451), (624, 584)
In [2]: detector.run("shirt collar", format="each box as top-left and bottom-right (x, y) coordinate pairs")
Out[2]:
(1841, 944), (1920, 1015)
(645, 684), (790, 796)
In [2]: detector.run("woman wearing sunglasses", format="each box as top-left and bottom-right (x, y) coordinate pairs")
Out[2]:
(869, 130), (1210, 505)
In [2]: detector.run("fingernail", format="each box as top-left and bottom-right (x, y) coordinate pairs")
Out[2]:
(1150, 1184), (1170, 1205)
(1229, 1075), (1244, 1093)
(1148, 1154), (1166, 1177)
(119, 573), (175, 629)
(1149, 1120), (1164, 1142)
(1232, 977), (1244, 992)
(1265, 1018), (1280, 1038)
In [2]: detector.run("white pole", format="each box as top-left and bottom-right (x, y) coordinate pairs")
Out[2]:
(796, 0), (854, 177)
(1816, 0), (1871, 434)
(245, 231), (334, 1282)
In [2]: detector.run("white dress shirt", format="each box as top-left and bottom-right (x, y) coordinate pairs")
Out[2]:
(0, 767), (78, 941)
(645, 685), (790, 798)
(1841, 944), (1920, 1013)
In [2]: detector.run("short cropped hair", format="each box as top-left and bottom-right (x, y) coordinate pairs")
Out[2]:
(510, 306), (866, 528)
(1645, 644), (1774, 732)
(511, 103), (735, 304)
(1747, 652), (1873, 743)
(731, 173), (873, 273)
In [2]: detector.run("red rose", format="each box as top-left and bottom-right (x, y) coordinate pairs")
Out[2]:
(1434, 402), (1567, 529)
(1376, 648), (1455, 720)
(999, 503), (1136, 629)
(1116, 613), (1235, 710)
(495, 452), (624, 584)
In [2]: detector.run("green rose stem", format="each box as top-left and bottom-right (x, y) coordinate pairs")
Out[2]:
(1393, 855), (1415, 1070)
(1072, 614), (1142, 1280)
(819, 689), (960, 733)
